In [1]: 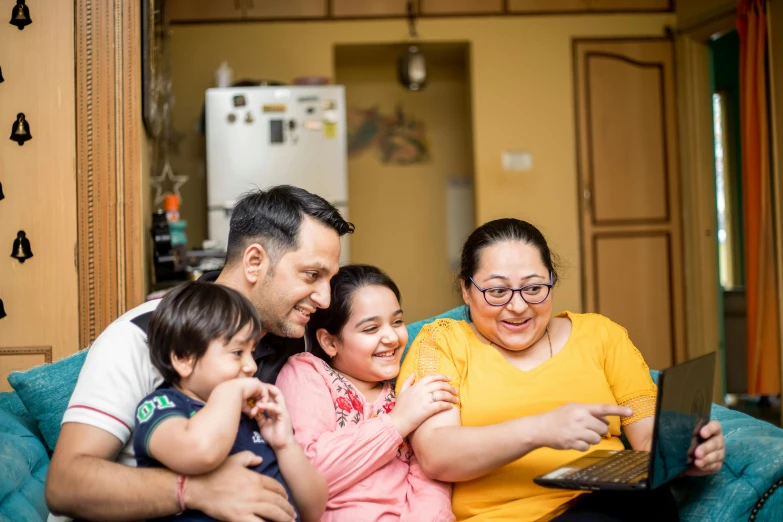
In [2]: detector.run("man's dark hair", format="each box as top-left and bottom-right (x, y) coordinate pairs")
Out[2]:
(226, 185), (354, 265)
(148, 281), (262, 384)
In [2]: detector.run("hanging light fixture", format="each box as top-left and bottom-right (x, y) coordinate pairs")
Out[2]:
(398, 1), (427, 91)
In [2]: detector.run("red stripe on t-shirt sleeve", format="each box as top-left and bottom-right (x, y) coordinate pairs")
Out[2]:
(67, 405), (132, 432)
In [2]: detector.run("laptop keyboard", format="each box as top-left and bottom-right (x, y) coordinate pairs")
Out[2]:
(563, 450), (649, 484)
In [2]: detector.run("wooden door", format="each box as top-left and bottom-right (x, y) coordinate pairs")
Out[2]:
(574, 39), (685, 370)
(167, 0), (243, 22)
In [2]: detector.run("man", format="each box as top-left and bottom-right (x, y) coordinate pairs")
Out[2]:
(46, 186), (354, 521)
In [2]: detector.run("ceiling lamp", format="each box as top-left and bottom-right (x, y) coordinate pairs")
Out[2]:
(398, 1), (427, 91)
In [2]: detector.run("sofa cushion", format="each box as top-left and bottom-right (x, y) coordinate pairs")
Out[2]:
(0, 392), (31, 420)
(8, 350), (89, 451)
(0, 409), (49, 522)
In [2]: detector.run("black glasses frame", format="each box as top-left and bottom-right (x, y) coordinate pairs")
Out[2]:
(469, 271), (554, 306)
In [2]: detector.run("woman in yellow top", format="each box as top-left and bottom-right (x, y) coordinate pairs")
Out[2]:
(397, 218), (725, 522)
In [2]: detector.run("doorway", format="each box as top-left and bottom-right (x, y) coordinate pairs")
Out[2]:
(334, 42), (476, 322)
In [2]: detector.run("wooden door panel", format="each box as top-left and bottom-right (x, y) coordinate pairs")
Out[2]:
(575, 38), (686, 367)
(586, 53), (669, 224)
(594, 234), (674, 369)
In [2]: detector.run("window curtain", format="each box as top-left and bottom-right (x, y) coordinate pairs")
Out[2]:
(737, 0), (781, 395)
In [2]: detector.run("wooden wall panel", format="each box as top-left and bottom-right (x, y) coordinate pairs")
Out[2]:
(76, 0), (145, 348)
(0, 347), (51, 392)
(0, 0), (79, 366)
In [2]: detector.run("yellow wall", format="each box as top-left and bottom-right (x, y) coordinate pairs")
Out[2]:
(0, 0), (78, 384)
(335, 44), (472, 320)
(170, 13), (675, 316)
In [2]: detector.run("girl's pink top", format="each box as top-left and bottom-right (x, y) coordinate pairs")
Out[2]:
(276, 352), (454, 522)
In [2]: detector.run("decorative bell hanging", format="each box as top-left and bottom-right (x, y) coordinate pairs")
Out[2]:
(0, 298), (6, 319)
(0, 182), (5, 201)
(0, 66), (4, 84)
(9, 0), (31, 30)
(9, 113), (31, 145)
(11, 230), (33, 263)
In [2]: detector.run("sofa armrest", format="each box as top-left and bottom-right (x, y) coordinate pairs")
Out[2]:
(671, 405), (783, 522)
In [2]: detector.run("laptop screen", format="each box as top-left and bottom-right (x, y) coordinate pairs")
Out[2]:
(649, 353), (715, 489)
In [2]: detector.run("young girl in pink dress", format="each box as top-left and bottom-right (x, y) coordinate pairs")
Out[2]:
(275, 264), (458, 522)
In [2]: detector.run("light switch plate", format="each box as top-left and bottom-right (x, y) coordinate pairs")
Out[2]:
(502, 150), (533, 172)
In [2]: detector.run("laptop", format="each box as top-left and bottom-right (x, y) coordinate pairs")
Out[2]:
(534, 352), (716, 491)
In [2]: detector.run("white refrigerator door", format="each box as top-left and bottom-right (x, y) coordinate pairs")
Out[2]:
(206, 85), (347, 208)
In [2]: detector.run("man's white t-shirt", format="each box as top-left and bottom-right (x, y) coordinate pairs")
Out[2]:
(62, 299), (164, 466)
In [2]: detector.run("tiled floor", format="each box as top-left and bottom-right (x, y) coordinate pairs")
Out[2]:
(726, 394), (782, 427)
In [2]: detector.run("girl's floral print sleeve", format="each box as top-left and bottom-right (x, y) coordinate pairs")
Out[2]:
(276, 356), (404, 496)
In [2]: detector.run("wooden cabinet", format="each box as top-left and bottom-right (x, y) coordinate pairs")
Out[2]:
(168, 0), (326, 23)
(332, 0), (409, 18)
(168, 0), (244, 22)
(168, 0), (672, 22)
(244, 0), (327, 19)
(508, 0), (588, 13)
(508, 0), (670, 13)
(420, 0), (504, 15)
(588, 0), (670, 10)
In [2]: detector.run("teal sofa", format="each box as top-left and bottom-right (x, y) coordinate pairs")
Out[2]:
(1, 306), (781, 521)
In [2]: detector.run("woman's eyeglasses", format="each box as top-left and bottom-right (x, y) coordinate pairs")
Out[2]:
(469, 272), (554, 306)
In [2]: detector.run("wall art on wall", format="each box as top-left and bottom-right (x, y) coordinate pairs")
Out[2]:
(10, 230), (33, 263)
(0, 298), (5, 319)
(347, 105), (429, 165)
(9, 0), (32, 30)
(0, 66), (4, 83)
(0, 181), (5, 200)
(9, 113), (31, 145)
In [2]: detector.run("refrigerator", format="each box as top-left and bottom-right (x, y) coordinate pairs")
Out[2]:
(205, 85), (349, 263)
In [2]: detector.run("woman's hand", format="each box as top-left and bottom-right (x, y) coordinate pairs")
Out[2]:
(685, 420), (724, 476)
(537, 403), (633, 452)
(389, 374), (459, 438)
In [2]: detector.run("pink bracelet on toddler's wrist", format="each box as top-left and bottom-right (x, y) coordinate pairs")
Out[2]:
(176, 475), (188, 513)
